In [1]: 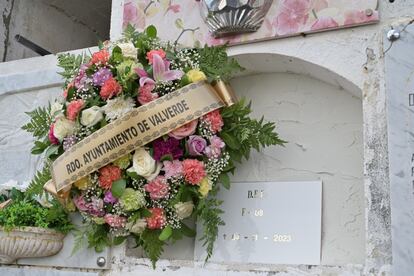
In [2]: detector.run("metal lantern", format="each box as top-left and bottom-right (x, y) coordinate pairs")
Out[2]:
(200, 0), (274, 38)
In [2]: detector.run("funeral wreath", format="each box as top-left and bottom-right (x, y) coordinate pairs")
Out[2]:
(22, 25), (285, 267)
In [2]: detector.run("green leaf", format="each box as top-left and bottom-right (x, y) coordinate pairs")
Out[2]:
(220, 132), (240, 150)
(180, 222), (196, 237)
(141, 229), (165, 268)
(145, 25), (157, 38)
(25, 165), (52, 197)
(141, 209), (152, 218)
(22, 106), (52, 139)
(31, 140), (50, 155)
(45, 145), (60, 158)
(113, 236), (127, 246)
(175, 18), (184, 29)
(159, 225), (173, 241)
(218, 173), (231, 189)
(111, 179), (126, 198)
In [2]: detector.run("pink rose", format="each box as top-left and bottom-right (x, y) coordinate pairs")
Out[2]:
(187, 135), (207, 156)
(48, 124), (59, 145)
(273, 0), (311, 35)
(182, 159), (206, 185)
(144, 176), (170, 200)
(105, 214), (127, 228)
(311, 17), (339, 31)
(66, 99), (84, 121)
(168, 120), (198, 140)
(146, 208), (166, 229)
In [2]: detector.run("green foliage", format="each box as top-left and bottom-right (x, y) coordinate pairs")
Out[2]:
(87, 224), (111, 252)
(57, 53), (87, 83)
(111, 179), (126, 198)
(0, 199), (72, 233)
(25, 165), (51, 197)
(221, 98), (286, 164)
(199, 45), (243, 81)
(140, 229), (165, 268)
(21, 106), (52, 139)
(197, 197), (225, 261)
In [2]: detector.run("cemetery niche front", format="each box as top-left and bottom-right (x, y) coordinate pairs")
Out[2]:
(125, 52), (366, 267)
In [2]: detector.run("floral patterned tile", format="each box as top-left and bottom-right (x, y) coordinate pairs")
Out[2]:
(123, 0), (379, 47)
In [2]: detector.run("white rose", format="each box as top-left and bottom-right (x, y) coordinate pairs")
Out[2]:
(127, 218), (147, 234)
(174, 201), (194, 219)
(53, 116), (75, 140)
(128, 148), (162, 181)
(50, 101), (63, 118)
(118, 42), (138, 60)
(81, 106), (103, 127)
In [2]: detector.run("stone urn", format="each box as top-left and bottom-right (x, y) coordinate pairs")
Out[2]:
(199, 0), (274, 37)
(0, 227), (65, 264)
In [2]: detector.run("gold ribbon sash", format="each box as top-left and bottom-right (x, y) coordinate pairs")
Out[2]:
(45, 81), (235, 197)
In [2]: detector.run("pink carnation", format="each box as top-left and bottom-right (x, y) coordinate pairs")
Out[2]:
(146, 49), (166, 64)
(91, 49), (110, 65)
(163, 160), (183, 179)
(48, 124), (59, 145)
(146, 208), (166, 229)
(138, 83), (158, 105)
(104, 214), (127, 228)
(168, 120), (198, 140)
(144, 176), (170, 200)
(182, 159), (206, 185)
(66, 99), (84, 121)
(203, 110), (224, 133)
(100, 77), (122, 100)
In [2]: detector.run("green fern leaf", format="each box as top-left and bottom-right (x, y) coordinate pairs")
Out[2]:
(21, 106), (52, 139)
(25, 165), (51, 197)
(141, 229), (165, 268)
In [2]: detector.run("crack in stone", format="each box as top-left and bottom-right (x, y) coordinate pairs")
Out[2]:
(2, 0), (15, 62)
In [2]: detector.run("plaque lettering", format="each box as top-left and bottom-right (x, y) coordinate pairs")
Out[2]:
(410, 93), (414, 106)
(247, 189), (264, 199)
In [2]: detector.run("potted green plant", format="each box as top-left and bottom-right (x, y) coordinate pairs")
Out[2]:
(0, 186), (72, 264)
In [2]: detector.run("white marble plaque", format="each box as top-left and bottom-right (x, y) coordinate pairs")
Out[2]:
(194, 181), (322, 265)
(385, 24), (414, 275)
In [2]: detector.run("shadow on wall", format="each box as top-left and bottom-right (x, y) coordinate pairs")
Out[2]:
(0, 0), (112, 62)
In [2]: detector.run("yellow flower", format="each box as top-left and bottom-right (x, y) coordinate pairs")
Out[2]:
(186, 69), (207, 83)
(113, 153), (131, 169)
(73, 177), (91, 190)
(65, 200), (76, 212)
(198, 177), (211, 198)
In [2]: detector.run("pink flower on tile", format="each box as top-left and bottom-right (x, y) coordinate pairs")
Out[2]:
(344, 10), (379, 26)
(123, 1), (145, 29)
(163, 160), (183, 179)
(311, 17), (339, 31)
(312, 0), (328, 12)
(273, 0), (311, 35)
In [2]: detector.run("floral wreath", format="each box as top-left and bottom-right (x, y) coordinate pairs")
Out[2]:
(22, 25), (285, 267)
